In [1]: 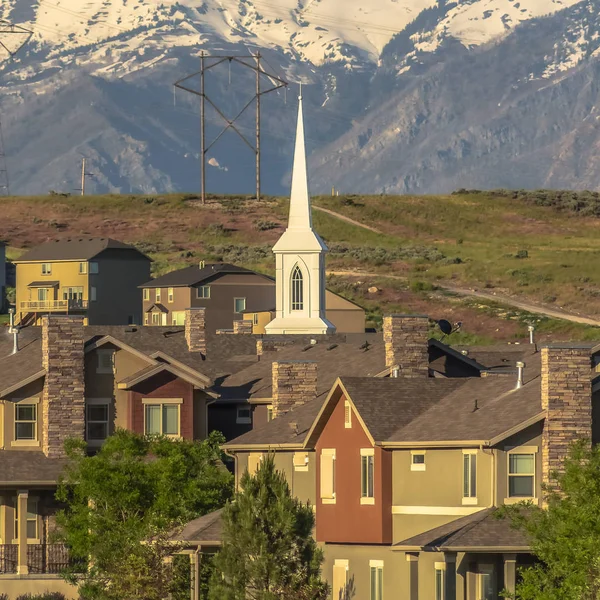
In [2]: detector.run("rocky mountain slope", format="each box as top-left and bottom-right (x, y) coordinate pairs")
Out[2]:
(0, 0), (598, 194)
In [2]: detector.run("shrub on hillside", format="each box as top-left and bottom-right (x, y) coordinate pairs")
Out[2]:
(15, 594), (68, 600)
(490, 189), (600, 217)
(254, 220), (279, 231)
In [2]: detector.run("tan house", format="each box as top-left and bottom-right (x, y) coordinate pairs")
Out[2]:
(14, 238), (151, 326)
(216, 316), (600, 600)
(141, 263), (366, 334)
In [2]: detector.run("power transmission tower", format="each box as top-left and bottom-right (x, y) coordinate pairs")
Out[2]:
(174, 51), (288, 204)
(0, 20), (33, 197)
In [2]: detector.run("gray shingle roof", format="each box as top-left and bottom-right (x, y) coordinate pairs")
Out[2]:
(16, 238), (148, 262)
(0, 451), (68, 486)
(396, 508), (529, 550)
(140, 263), (259, 288)
(172, 509), (224, 545)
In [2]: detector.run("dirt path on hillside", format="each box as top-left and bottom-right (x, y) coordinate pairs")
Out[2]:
(327, 270), (600, 327)
(313, 205), (383, 233)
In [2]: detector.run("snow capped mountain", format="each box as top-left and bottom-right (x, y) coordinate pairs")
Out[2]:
(0, 0), (599, 195)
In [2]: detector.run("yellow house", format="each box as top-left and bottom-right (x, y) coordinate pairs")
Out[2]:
(14, 238), (151, 326)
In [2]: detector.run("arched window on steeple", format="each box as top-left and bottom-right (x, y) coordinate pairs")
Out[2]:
(291, 265), (304, 311)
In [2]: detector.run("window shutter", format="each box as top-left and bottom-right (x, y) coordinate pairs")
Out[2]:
(320, 451), (335, 499)
(333, 563), (348, 599)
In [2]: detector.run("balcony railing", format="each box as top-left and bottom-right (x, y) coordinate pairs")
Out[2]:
(20, 300), (89, 312)
(27, 543), (72, 574)
(0, 544), (17, 574)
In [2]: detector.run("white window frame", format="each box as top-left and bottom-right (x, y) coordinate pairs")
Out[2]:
(142, 398), (182, 438)
(360, 448), (375, 505)
(236, 405), (252, 425)
(293, 452), (309, 472)
(41, 263), (52, 275)
(234, 297), (246, 314)
(37, 288), (48, 302)
(79, 262), (87, 274)
(411, 450), (426, 471)
(320, 448), (336, 504)
(156, 289), (162, 302)
(463, 450), (478, 505)
(13, 496), (39, 543)
(247, 452), (263, 475)
(253, 313), (259, 325)
(369, 560), (384, 600)
(143, 288), (150, 301)
(196, 286), (211, 299)
(168, 287), (174, 303)
(505, 445), (537, 503)
(291, 264), (304, 312)
(333, 559), (349, 600)
(344, 400), (352, 429)
(86, 399), (110, 446)
(13, 399), (39, 446)
(96, 349), (114, 374)
(89, 261), (99, 274)
(435, 563), (446, 600)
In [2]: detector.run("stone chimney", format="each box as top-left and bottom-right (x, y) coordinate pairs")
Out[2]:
(541, 345), (592, 488)
(233, 319), (253, 335)
(41, 315), (85, 458)
(383, 314), (429, 377)
(185, 308), (206, 354)
(272, 361), (317, 419)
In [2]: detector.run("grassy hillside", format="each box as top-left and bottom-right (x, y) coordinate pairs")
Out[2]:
(2, 190), (599, 344)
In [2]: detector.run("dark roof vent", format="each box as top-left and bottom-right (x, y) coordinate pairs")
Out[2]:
(327, 344), (338, 351)
(124, 326), (137, 333)
(302, 345), (313, 352)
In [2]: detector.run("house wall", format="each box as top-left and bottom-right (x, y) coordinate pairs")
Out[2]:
(0, 243), (6, 312)
(324, 290), (365, 333)
(208, 403), (253, 441)
(129, 372), (195, 439)
(315, 394), (392, 544)
(87, 250), (150, 325)
(1, 379), (44, 452)
(143, 286), (192, 325)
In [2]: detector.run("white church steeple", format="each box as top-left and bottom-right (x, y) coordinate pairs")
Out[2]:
(265, 90), (335, 335)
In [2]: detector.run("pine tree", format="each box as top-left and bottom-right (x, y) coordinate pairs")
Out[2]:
(209, 454), (329, 600)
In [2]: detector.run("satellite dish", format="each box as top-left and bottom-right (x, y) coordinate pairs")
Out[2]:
(438, 319), (453, 336)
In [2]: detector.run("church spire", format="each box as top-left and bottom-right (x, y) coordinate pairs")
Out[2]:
(288, 87), (312, 230)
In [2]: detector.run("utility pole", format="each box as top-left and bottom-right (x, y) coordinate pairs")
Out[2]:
(0, 120), (8, 196)
(175, 52), (287, 204)
(81, 158), (86, 196)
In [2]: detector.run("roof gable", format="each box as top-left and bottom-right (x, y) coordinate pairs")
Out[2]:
(16, 238), (148, 262)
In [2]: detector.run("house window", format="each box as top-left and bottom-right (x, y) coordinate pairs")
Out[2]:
(63, 287), (84, 305)
(89, 262), (99, 274)
(253, 313), (259, 326)
(236, 406), (252, 425)
(234, 298), (246, 314)
(144, 313), (150, 325)
(411, 452), (426, 471)
(369, 561), (383, 600)
(293, 452), (309, 472)
(320, 449), (336, 504)
(247, 452), (263, 475)
(344, 400), (352, 428)
(79, 262), (87, 274)
(143, 289), (150, 301)
(463, 452), (477, 501)
(267, 405), (273, 422)
(87, 401), (110, 444)
(508, 453), (535, 498)
(361, 449), (375, 503)
(37, 288), (48, 302)
(168, 288), (174, 303)
(478, 566), (495, 600)
(291, 265), (304, 311)
(197, 286), (211, 299)
(15, 498), (38, 540)
(90, 286), (97, 302)
(156, 289), (161, 302)
(333, 560), (349, 600)
(96, 349), (114, 374)
(435, 566), (445, 600)
(172, 311), (185, 326)
(151, 312), (162, 325)
(143, 399), (182, 437)
(15, 404), (37, 440)
(41, 263), (51, 275)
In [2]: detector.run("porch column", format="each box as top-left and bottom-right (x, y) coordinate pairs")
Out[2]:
(406, 553), (419, 600)
(17, 490), (28, 575)
(503, 554), (517, 596)
(444, 552), (457, 600)
(190, 550), (201, 600)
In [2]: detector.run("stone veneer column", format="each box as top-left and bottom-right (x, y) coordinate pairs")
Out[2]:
(541, 345), (592, 489)
(272, 361), (317, 418)
(41, 315), (85, 458)
(185, 308), (206, 354)
(233, 319), (253, 334)
(382, 314), (429, 377)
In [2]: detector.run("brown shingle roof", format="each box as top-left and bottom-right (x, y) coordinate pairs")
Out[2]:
(0, 451), (68, 486)
(172, 509), (224, 545)
(140, 264), (260, 288)
(16, 238), (149, 262)
(396, 508), (529, 550)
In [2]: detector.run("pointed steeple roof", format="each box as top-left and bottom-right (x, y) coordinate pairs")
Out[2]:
(273, 89), (327, 253)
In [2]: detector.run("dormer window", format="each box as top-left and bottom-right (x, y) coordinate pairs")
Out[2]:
(291, 265), (304, 311)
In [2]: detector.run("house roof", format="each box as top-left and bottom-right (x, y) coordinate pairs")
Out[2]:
(0, 328), (44, 397)
(0, 451), (68, 486)
(140, 263), (260, 288)
(395, 508), (529, 551)
(27, 280), (60, 288)
(172, 509), (224, 546)
(146, 303), (168, 313)
(15, 238), (149, 262)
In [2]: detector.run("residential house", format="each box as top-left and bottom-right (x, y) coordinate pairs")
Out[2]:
(141, 264), (366, 334)
(14, 238), (151, 326)
(0, 241), (6, 312)
(219, 316), (600, 600)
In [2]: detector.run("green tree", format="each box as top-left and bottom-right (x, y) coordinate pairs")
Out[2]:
(502, 440), (600, 600)
(56, 430), (233, 600)
(209, 454), (329, 600)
